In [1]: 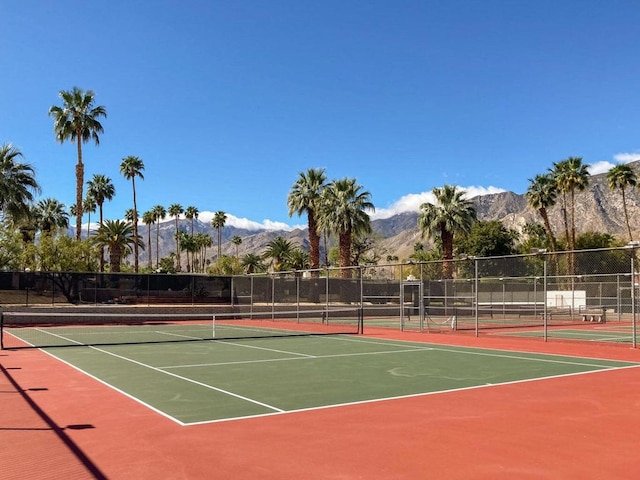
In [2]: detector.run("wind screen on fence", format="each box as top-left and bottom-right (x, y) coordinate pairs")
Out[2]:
(427, 249), (637, 332)
(236, 269), (362, 307)
(0, 306), (362, 349)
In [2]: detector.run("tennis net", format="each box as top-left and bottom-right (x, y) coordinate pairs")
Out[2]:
(0, 307), (363, 349)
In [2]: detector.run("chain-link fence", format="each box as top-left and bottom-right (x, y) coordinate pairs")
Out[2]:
(1, 246), (638, 346)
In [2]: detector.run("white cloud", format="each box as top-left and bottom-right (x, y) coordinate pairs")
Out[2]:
(613, 152), (640, 164)
(588, 161), (615, 176)
(195, 211), (301, 232)
(587, 153), (640, 176)
(370, 185), (507, 220)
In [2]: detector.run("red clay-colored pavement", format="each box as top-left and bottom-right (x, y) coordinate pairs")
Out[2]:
(2, 331), (640, 479)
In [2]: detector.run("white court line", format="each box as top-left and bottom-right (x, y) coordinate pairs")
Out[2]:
(30, 329), (286, 424)
(328, 334), (630, 369)
(160, 347), (435, 369)
(86, 346), (285, 413)
(23, 329), (640, 427)
(184, 363), (640, 426)
(212, 339), (317, 358)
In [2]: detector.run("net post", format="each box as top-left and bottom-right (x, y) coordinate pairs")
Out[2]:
(0, 306), (3, 349)
(358, 306), (364, 334)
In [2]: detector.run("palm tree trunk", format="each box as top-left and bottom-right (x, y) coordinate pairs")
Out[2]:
(155, 223), (160, 268)
(110, 245), (122, 272)
(539, 208), (558, 252)
(309, 213), (320, 271)
(99, 203), (105, 272)
(561, 192), (570, 246)
(622, 188), (633, 241)
(132, 178), (139, 273)
(147, 227), (152, 269)
(75, 138), (84, 240)
(441, 227), (454, 279)
(175, 218), (181, 271)
(339, 231), (351, 278)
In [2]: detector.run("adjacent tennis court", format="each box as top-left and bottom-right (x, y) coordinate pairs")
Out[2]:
(494, 322), (640, 344)
(9, 330), (636, 425)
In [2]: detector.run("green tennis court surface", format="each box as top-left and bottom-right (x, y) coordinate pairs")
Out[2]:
(498, 326), (640, 343)
(35, 335), (638, 425)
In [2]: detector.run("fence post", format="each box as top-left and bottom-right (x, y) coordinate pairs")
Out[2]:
(632, 255), (637, 348)
(474, 258), (479, 337)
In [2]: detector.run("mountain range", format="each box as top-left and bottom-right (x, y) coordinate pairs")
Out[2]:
(131, 162), (640, 266)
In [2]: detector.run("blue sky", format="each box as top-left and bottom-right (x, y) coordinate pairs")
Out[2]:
(2, 1), (640, 231)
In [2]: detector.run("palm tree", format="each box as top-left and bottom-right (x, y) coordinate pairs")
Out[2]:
(120, 156), (145, 272)
(240, 253), (266, 274)
(92, 220), (142, 272)
(417, 184), (476, 279)
(607, 164), (637, 242)
(525, 173), (559, 252)
(184, 206), (199, 235)
(0, 143), (40, 222)
(552, 157), (590, 251)
(142, 210), (155, 270)
(168, 203), (184, 271)
(178, 231), (196, 273)
(33, 198), (69, 234)
(211, 211), (227, 260)
(86, 174), (115, 272)
(287, 247), (310, 271)
(82, 194), (97, 238)
(317, 178), (374, 277)
(152, 205), (166, 268)
(263, 236), (295, 271)
(231, 235), (242, 257)
(287, 168), (327, 271)
(49, 87), (106, 239)
(194, 232), (212, 272)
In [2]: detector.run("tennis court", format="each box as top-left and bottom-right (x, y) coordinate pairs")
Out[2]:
(4, 322), (636, 425)
(497, 323), (640, 343)
(3, 307), (640, 478)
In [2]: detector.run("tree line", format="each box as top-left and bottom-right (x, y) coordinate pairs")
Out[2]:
(1, 87), (637, 277)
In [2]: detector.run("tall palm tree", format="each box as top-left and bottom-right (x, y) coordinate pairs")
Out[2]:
(92, 220), (142, 272)
(194, 232), (212, 272)
(317, 178), (374, 277)
(49, 87), (106, 239)
(86, 174), (115, 272)
(287, 168), (327, 271)
(184, 206), (199, 235)
(552, 157), (590, 251)
(607, 164), (637, 242)
(211, 210), (227, 260)
(177, 231), (195, 273)
(168, 203), (184, 271)
(120, 155), (145, 272)
(33, 198), (69, 234)
(417, 184), (476, 279)
(525, 173), (559, 252)
(0, 143), (40, 222)
(82, 194), (97, 238)
(142, 210), (155, 270)
(231, 235), (242, 257)
(152, 204), (166, 268)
